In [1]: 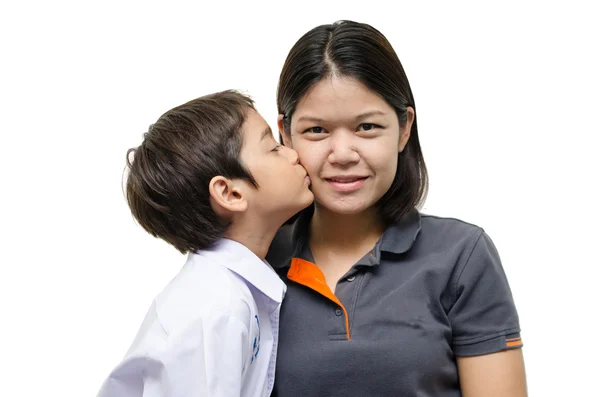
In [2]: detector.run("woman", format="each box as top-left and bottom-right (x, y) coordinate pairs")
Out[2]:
(267, 20), (527, 396)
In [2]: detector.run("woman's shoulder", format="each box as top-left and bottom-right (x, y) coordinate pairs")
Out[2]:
(408, 212), (491, 255)
(419, 213), (484, 235)
(412, 212), (508, 279)
(378, 209), (487, 257)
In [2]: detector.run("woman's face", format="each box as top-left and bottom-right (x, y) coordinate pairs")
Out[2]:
(282, 76), (413, 216)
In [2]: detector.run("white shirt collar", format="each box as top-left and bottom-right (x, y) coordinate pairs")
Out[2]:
(194, 238), (285, 303)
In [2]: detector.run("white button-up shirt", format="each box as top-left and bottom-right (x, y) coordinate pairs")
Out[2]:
(96, 238), (287, 397)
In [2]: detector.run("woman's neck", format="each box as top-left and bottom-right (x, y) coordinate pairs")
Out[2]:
(309, 204), (386, 251)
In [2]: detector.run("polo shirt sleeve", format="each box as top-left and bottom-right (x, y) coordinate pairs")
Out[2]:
(96, 310), (250, 397)
(448, 230), (522, 356)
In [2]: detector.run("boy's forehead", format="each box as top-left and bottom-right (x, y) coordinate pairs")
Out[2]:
(242, 108), (274, 141)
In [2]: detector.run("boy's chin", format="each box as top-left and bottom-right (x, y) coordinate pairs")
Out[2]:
(296, 192), (315, 210)
(291, 200), (314, 217)
(275, 198), (313, 221)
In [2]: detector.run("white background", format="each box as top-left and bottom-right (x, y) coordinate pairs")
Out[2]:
(1, 1), (598, 396)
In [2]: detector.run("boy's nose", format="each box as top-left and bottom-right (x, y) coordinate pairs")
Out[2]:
(283, 146), (300, 164)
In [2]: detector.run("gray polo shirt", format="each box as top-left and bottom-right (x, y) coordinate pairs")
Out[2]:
(266, 207), (522, 397)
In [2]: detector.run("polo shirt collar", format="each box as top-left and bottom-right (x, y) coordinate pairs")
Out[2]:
(290, 207), (313, 258)
(196, 238), (285, 303)
(379, 208), (422, 254)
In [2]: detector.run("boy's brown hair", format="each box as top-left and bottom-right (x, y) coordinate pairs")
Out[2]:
(125, 90), (257, 253)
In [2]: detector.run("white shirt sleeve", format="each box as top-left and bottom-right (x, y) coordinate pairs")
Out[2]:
(97, 307), (250, 397)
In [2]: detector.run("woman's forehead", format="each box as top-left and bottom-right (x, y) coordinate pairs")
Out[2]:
(293, 77), (394, 123)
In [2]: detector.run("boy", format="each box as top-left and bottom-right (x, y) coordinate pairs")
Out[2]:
(97, 90), (313, 397)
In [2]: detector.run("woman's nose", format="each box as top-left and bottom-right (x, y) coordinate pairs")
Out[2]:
(328, 132), (359, 165)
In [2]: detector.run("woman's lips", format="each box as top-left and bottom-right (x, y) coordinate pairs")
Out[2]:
(324, 176), (368, 192)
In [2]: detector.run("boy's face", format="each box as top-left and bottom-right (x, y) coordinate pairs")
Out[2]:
(239, 108), (313, 221)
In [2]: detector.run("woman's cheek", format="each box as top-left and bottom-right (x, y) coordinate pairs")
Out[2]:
(297, 146), (320, 170)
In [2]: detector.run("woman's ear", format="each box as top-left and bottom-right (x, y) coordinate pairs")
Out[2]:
(398, 107), (415, 153)
(208, 176), (248, 215)
(277, 114), (292, 147)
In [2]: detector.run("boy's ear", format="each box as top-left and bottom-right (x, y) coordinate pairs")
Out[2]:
(208, 176), (248, 214)
(277, 114), (292, 147)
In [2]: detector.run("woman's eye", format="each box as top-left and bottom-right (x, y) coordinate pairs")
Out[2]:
(271, 144), (281, 152)
(359, 123), (379, 131)
(304, 126), (324, 134)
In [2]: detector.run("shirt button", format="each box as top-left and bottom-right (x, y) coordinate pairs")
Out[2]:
(347, 275), (356, 282)
(335, 307), (343, 316)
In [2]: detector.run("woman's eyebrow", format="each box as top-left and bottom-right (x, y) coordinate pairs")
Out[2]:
(354, 110), (386, 121)
(297, 110), (386, 124)
(296, 115), (325, 123)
